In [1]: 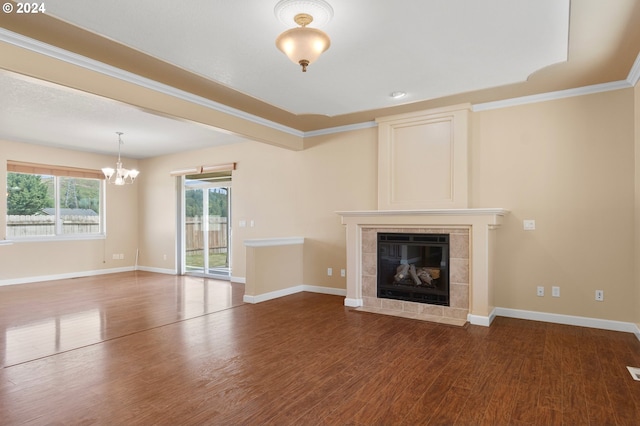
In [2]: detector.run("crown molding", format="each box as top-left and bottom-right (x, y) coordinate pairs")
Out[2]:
(303, 121), (377, 137)
(627, 50), (640, 87)
(473, 51), (640, 112)
(472, 80), (632, 112)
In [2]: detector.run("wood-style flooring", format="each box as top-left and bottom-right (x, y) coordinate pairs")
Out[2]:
(1, 271), (639, 425)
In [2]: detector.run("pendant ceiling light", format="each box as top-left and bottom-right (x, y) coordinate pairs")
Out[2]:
(274, 0), (333, 72)
(102, 132), (139, 185)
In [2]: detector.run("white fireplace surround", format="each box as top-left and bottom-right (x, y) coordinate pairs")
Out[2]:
(337, 208), (509, 326)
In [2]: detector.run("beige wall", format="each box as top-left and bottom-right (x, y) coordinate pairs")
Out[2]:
(138, 140), (301, 278)
(245, 243), (303, 297)
(298, 130), (378, 287)
(2, 86), (638, 325)
(471, 89), (636, 322)
(0, 140), (139, 280)
(137, 127), (377, 289)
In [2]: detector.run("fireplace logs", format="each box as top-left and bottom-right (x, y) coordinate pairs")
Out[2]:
(394, 264), (410, 282)
(393, 265), (437, 287)
(378, 233), (450, 306)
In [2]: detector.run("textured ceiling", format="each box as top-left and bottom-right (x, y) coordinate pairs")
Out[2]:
(0, 70), (246, 159)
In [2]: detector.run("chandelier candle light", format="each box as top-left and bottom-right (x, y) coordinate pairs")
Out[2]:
(275, 0), (333, 72)
(102, 132), (139, 185)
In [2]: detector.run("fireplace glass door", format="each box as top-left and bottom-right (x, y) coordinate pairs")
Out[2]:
(377, 233), (450, 306)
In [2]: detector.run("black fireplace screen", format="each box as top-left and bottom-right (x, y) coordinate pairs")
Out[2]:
(377, 233), (450, 306)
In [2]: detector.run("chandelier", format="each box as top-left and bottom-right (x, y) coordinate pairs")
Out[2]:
(102, 132), (139, 185)
(274, 0), (333, 72)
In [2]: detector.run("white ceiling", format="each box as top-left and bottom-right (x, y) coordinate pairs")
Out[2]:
(0, 0), (638, 159)
(42, 0), (569, 117)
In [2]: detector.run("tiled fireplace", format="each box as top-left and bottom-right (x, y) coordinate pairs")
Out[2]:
(337, 209), (508, 326)
(363, 226), (468, 325)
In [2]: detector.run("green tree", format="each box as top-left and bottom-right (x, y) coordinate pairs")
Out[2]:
(209, 188), (228, 217)
(60, 177), (100, 213)
(7, 173), (51, 215)
(185, 189), (203, 218)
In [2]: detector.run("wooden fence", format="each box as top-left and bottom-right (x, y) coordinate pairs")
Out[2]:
(7, 215), (100, 237)
(7, 215), (228, 254)
(185, 216), (228, 254)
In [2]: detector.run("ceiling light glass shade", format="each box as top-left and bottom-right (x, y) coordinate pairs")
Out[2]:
(276, 24), (330, 72)
(103, 132), (139, 185)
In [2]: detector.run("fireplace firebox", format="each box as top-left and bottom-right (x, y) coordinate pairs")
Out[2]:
(377, 233), (450, 306)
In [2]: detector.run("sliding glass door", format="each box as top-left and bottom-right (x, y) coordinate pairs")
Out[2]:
(183, 177), (231, 279)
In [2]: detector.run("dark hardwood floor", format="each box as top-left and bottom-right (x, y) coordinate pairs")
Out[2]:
(1, 271), (639, 425)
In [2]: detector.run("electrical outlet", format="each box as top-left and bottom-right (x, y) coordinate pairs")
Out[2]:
(112, 254), (118, 260)
(537, 286), (544, 297)
(340, 269), (346, 277)
(552, 286), (560, 297)
(327, 267), (332, 276)
(595, 290), (604, 301)
(523, 219), (536, 231)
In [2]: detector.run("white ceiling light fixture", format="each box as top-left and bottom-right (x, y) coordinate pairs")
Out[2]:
(102, 132), (139, 185)
(390, 91), (407, 99)
(274, 0), (333, 72)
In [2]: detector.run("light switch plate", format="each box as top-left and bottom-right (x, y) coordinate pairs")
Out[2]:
(523, 219), (536, 231)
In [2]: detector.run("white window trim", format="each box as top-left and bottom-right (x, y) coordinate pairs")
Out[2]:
(6, 172), (106, 241)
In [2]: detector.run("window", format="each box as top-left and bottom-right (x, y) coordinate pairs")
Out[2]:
(6, 161), (105, 240)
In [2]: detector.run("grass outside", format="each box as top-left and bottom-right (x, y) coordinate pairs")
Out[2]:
(186, 252), (228, 268)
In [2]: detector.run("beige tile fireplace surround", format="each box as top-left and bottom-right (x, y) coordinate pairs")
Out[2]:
(337, 209), (508, 327)
(338, 104), (507, 326)
(362, 226), (470, 326)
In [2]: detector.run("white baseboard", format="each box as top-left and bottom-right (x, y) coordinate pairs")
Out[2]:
(344, 298), (363, 307)
(495, 307), (640, 338)
(467, 309), (497, 327)
(0, 266), (135, 287)
(243, 284), (346, 304)
(231, 276), (246, 284)
(303, 285), (346, 297)
(243, 285), (304, 304)
(135, 265), (177, 275)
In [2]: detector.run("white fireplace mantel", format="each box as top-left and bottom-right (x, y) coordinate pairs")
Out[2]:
(337, 208), (508, 218)
(337, 208), (509, 326)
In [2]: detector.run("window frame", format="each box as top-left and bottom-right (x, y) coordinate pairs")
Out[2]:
(6, 161), (106, 242)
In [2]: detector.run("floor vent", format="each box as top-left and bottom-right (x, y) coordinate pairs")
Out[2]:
(626, 366), (640, 381)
